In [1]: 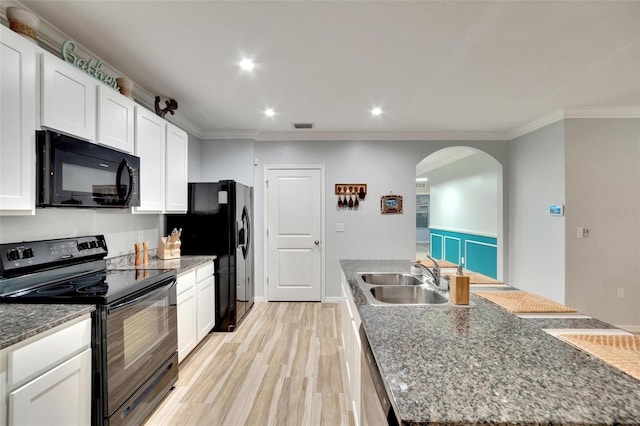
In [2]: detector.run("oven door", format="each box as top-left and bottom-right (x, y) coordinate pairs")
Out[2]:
(104, 277), (177, 418)
(37, 130), (140, 208)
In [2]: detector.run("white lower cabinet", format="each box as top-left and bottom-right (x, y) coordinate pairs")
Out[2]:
(177, 261), (216, 363)
(9, 349), (91, 426)
(177, 282), (198, 362)
(341, 272), (361, 426)
(196, 275), (215, 342)
(0, 315), (92, 426)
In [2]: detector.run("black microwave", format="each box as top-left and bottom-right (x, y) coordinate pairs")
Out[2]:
(37, 130), (140, 208)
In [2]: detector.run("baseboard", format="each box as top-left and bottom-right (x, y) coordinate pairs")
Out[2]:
(253, 296), (342, 303)
(614, 324), (640, 333)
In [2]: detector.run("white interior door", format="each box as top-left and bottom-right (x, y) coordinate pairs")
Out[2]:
(266, 167), (323, 301)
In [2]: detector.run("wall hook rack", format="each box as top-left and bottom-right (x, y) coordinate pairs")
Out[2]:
(335, 184), (367, 210)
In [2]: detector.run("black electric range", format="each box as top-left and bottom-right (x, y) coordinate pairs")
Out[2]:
(0, 235), (179, 426)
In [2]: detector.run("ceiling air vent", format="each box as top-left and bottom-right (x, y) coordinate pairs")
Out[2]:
(292, 122), (314, 129)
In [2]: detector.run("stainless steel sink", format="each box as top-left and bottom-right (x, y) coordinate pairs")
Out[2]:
(355, 271), (462, 306)
(370, 285), (448, 305)
(359, 272), (424, 286)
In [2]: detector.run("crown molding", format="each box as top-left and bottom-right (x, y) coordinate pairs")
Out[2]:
(508, 109), (566, 140)
(563, 106), (640, 119)
(510, 106), (640, 139)
(1, 0), (205, 138)
(201, 130), (510, 142)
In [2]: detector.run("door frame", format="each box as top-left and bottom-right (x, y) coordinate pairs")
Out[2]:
(263, 164), (326, 301)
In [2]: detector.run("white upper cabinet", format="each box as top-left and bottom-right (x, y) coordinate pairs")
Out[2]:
(0, 26), (37, 215)
(41, 53), (96, 141)
(134, 107), (165, 212)
(97, 85), (135, 153)
(165, 123), (188, 212)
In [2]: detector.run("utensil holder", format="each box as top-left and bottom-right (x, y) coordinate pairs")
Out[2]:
(158, 237), (181, 259)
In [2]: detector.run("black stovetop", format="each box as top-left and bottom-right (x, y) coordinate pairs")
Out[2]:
(0, 267), (175, 305)
(0, 235), (176, 305)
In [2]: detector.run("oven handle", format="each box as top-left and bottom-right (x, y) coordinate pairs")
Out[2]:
(108, 278), (176, 313)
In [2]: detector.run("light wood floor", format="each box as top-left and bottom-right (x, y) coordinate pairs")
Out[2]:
(145, 302), (354, 426)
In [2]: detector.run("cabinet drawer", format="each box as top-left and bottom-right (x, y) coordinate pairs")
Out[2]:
(7, 317), (91, 388)
(177, 270), (196, 295)
(196, 261), (214, 282)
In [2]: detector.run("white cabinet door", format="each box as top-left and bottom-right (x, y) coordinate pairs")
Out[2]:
(134, 107), (165, 212)
(196, 275), (215, 342)
(41, 53), (96, 141)
(8, 348), (91, 426)
(97, 85), (135, 153)
(351, 319), (362, 425)
(0, 27), (37, 214)
(177, 287), (197, 363)
(165, 123), (188, 213)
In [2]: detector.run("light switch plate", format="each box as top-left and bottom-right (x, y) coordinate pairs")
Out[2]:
(336, 223), (344, 232)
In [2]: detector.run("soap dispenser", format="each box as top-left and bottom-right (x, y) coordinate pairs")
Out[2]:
(450, 265), (470, 305)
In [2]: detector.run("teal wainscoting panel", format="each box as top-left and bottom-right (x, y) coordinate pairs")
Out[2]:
(429, 228), (497, 278)
(444, 237), (460, 264)
(465, 241), (497, 278)
(430, 234), (443, 259)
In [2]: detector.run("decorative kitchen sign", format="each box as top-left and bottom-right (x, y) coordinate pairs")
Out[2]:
(381, 194), (403, 214)
(61, 39), (118, 89)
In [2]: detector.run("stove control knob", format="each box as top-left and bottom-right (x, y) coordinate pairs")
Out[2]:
(21, 248), (34, 259)
(78, 242), (89, 251)
(7, 249), (19, 261)
(89, 241), (97, 249)
(97, 240), (106, 248)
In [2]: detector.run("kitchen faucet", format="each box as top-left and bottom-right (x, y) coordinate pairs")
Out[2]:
(414, 255), (444, 290)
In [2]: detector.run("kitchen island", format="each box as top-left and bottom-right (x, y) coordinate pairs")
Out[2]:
(341, 260), (640, 425)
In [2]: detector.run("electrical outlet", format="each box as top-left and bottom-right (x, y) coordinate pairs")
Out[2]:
(460, 256), (465, 265)
(336, 223), (344, 232)
(138, 231), (144, 242)
(576, 227), (584, 238)
(617, 288), (625, 299)
(583, 228), (590, 237)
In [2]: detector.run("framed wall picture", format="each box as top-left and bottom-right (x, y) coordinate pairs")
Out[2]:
(381, 194), (403, 214)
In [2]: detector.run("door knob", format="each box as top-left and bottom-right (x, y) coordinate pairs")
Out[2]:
(314, 240), (320, 245)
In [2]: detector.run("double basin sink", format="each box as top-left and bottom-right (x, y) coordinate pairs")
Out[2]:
(356, 272), (451, 306)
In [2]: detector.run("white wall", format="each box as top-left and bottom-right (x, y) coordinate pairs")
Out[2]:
(428, 152), (501, 236)
(198, 139), (509, 300)
(565, 118), (640, 327)
(199, 139), (255, 186)
(508, 121), (566, 303)
(0, 209), (162, 258)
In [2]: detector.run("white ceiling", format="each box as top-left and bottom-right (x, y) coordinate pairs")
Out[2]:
(16, 0), (640, 140)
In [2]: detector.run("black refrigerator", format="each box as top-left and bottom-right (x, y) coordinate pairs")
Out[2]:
(167, 180), (254, 332)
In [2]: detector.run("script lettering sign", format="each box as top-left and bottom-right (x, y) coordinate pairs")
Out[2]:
(61, 40), (118, 89)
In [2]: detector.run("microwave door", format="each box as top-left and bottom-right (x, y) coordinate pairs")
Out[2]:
(54, 150), (125, 207)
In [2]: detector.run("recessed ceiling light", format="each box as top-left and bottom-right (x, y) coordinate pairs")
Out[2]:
(264, 108), (275, 117)
(240, 58), (255, 71)
(371, 107), (382, 116)
(416, 177), (428, 182)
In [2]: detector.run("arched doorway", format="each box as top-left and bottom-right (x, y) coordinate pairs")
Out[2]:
(416, 147), (504, 280)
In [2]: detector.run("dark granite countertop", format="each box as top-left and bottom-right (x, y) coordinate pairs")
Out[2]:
(0, 304), (94, 350)
(340, 259), (640, 425)
(107, 254), (216, 275)
(1, 255), (213, 351)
